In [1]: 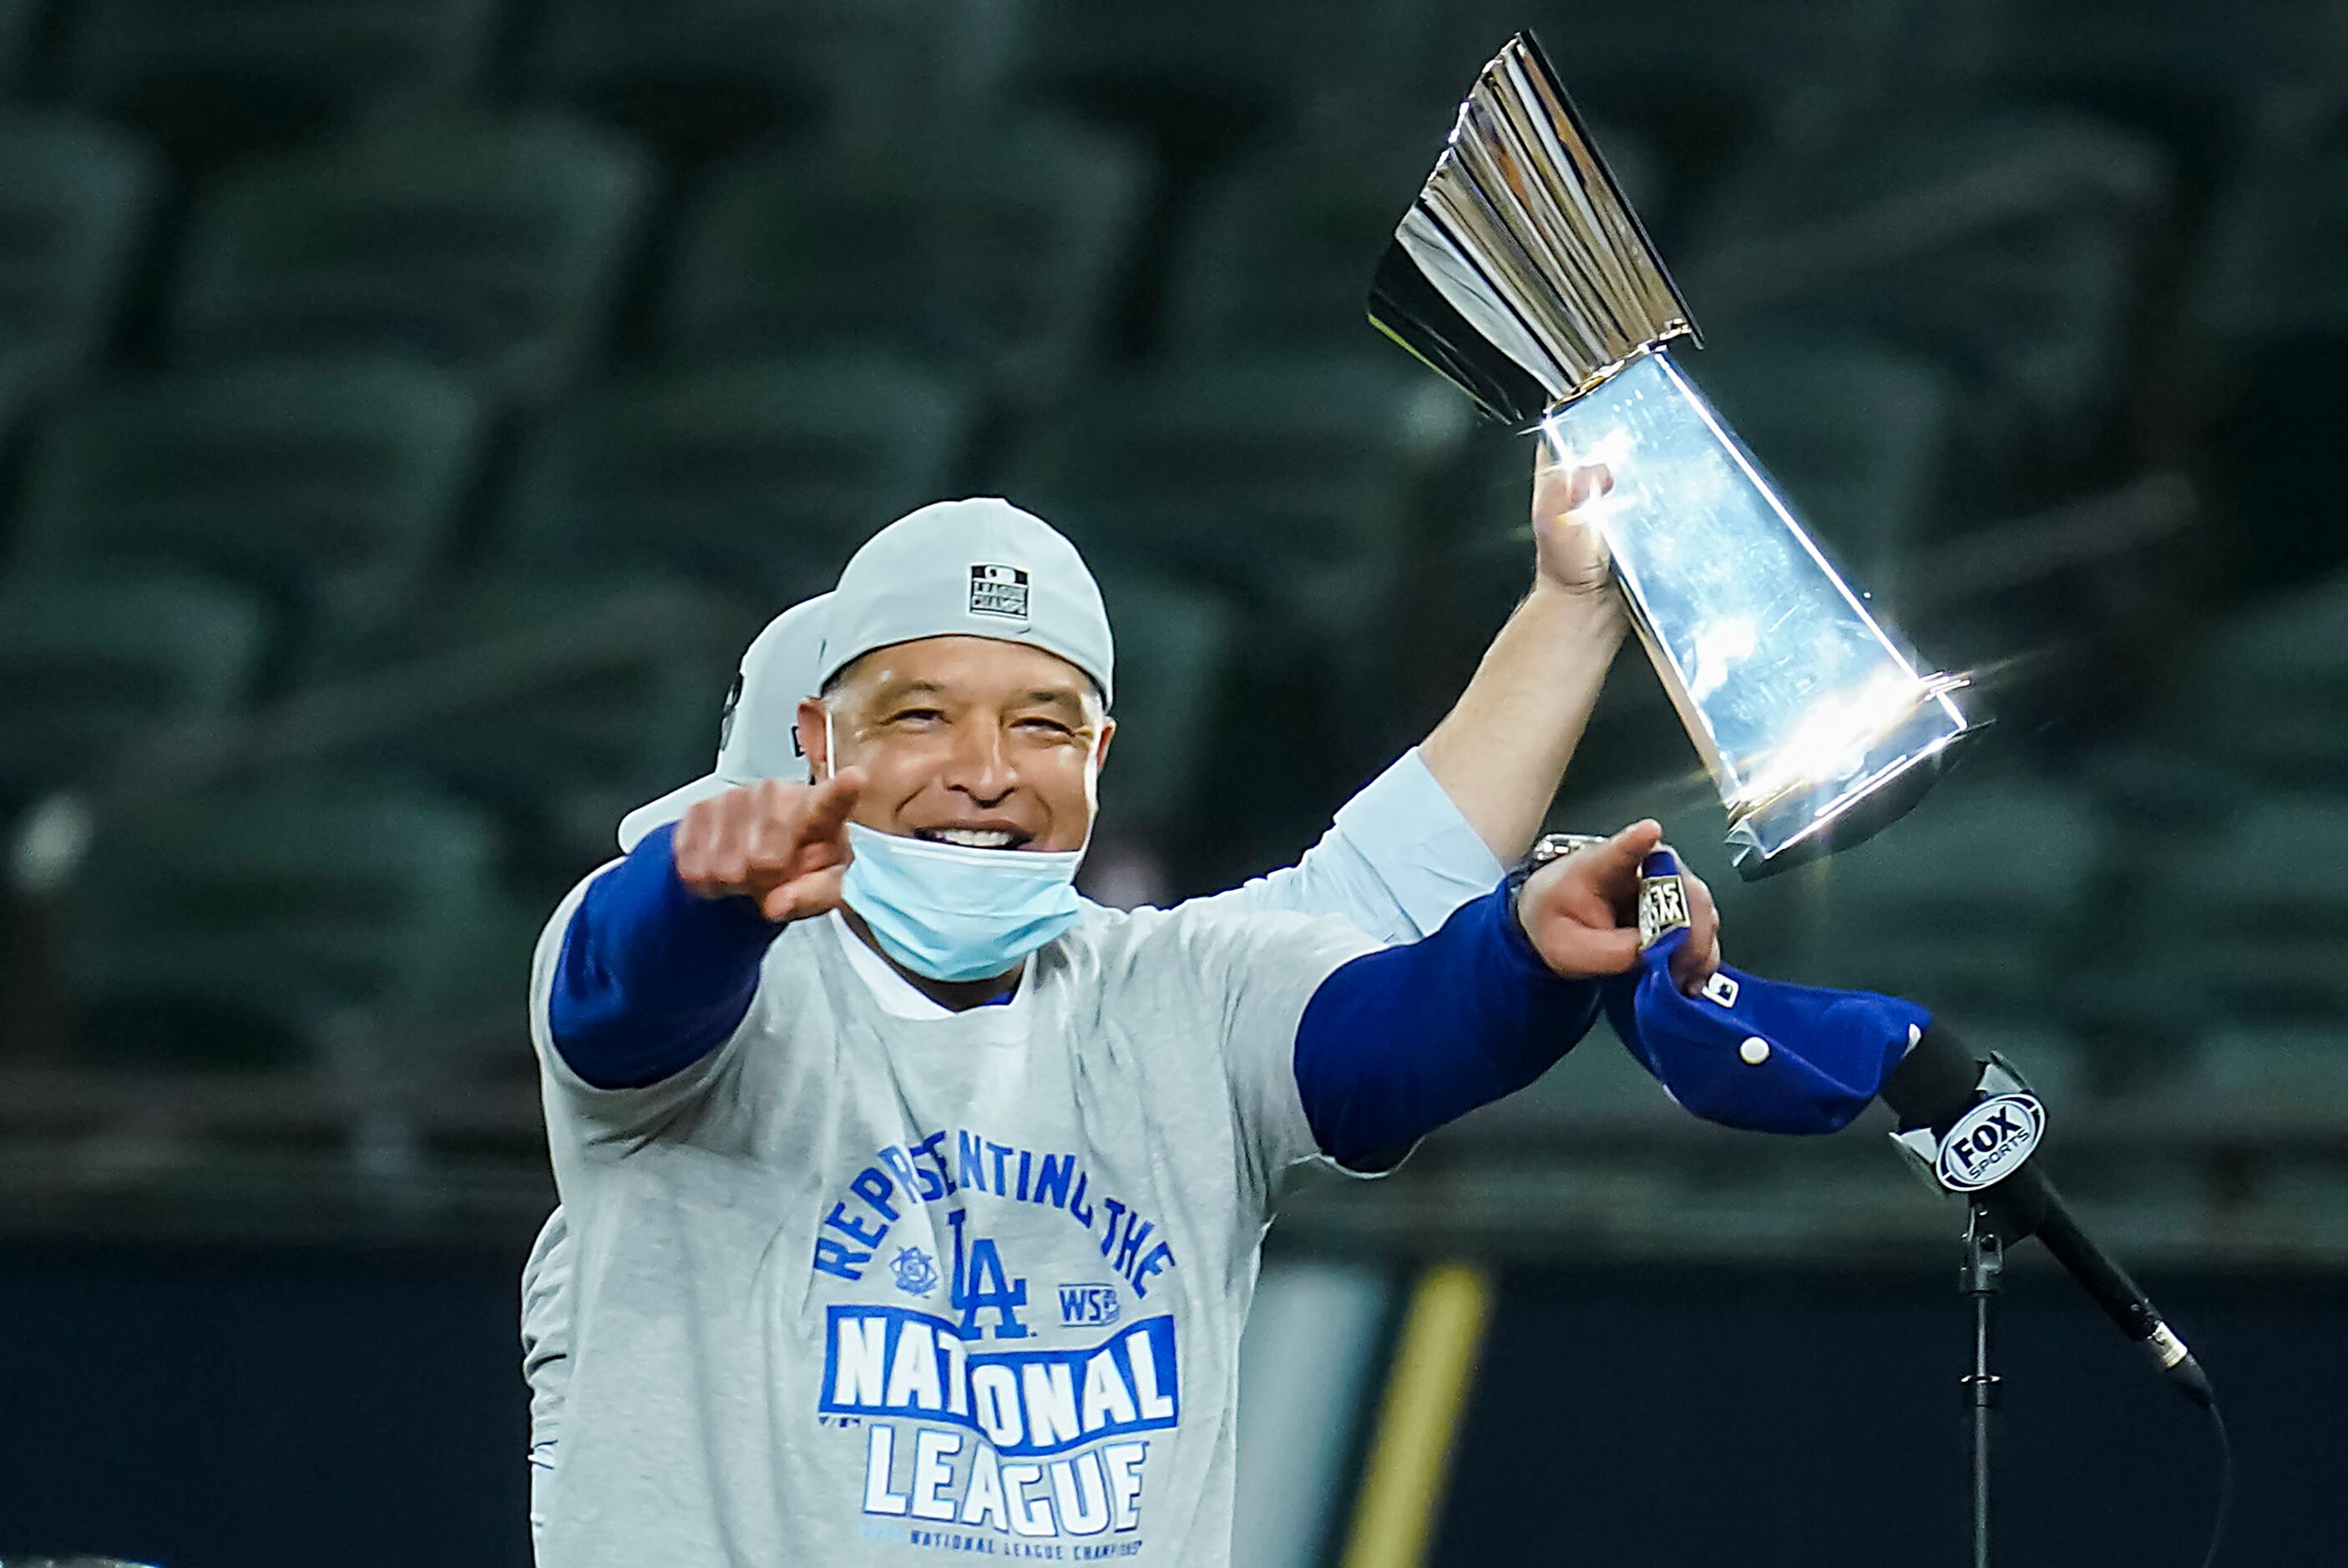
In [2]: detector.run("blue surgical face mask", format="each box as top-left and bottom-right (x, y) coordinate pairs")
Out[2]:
(840, 822), (1085, 983)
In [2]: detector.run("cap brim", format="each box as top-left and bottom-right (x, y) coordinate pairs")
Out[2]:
(617, 774), (737, 853)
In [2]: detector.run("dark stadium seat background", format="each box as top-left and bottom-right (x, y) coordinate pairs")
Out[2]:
(0, 0), (2333, 1246)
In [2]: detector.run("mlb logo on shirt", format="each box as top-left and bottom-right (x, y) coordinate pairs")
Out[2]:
(969, 563), (1030, 620)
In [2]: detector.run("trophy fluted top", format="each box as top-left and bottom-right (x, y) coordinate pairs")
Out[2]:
(1369, 32), (1698, 427)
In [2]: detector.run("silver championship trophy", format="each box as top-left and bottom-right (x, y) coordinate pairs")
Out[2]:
(1371, 33), (1981, 878)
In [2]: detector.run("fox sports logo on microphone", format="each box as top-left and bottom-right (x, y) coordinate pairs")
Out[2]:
(1933, 1094), (2047, 1191)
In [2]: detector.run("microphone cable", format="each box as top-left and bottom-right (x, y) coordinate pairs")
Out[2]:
(2196, 1396), (2234, 1568)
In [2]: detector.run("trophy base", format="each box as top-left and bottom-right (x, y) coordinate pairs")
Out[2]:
(1726, 718), (1988, 881)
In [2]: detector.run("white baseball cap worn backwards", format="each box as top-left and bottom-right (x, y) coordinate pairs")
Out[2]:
(817, 497), (1114, 705)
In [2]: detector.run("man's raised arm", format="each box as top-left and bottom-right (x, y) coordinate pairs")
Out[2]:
(1190, 455), (1628, 942)
(1419, 454), (1627, 862)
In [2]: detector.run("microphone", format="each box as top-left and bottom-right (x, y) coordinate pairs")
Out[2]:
(1882, 1022), (2214, 1408)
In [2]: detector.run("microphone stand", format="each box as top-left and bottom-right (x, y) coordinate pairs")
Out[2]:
(1960, 1203), (2005, 1568)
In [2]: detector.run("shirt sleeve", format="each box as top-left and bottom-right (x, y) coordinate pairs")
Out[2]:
(1177, 748), (1504, 943)
(1171, 907), (1384, 1213)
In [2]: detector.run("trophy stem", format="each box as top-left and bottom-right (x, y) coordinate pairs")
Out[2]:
(1536, 346), (1980, 877)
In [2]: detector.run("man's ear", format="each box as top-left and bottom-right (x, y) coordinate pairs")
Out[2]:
(1092, 716), (1116, 775)
(796, 696), (831, 779)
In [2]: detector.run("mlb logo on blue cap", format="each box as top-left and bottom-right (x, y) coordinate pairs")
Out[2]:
(969, 563), (1030, 620)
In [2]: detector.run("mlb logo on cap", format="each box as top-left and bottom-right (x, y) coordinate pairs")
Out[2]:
(969, 564), (1030, 620)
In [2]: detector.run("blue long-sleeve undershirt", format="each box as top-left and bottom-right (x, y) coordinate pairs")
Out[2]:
(1292, 886), (1602, 1170)
(548, 838), (1605, 1158)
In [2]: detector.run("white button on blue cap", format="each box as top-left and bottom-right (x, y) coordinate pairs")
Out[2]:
(616, 593), (831, 852)
(817, 497), (1114, 706)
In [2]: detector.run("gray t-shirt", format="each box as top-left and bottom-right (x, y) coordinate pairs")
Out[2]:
(530, 872), (1380, 1566)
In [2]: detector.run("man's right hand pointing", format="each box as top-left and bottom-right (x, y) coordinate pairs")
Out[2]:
(673, 771), (866, 923)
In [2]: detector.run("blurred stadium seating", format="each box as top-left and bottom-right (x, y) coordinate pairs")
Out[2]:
(0, 111), (159, 389)
(660, 116), (1146, 404)
(61, 776), (508, 1069)
(0, 0), (2336, 1265)
(0, 569), (266, 812)
(502, 354), (970, 596)
(15, 360), (486, 665)
(170, 112), (653, 397)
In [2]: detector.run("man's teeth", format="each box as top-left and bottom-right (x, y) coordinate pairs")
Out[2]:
(930, 828), (1019, 848)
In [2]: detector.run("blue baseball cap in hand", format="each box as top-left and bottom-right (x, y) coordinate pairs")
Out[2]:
(1603, 849), (1931, 1135)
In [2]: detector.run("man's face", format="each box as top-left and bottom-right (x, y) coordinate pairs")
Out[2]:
(798, 635), (1112, 855)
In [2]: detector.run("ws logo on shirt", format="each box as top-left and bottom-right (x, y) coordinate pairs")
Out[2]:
(1059, 1283), (1121, 1327)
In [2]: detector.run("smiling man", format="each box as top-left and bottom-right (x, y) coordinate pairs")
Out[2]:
(529, 493), (1720, 1566)
(522, 458), (1724, 1547)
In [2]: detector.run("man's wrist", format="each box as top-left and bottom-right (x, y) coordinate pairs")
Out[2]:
(1521, 577), (1628, 631)
(1501, 834), (1604, 967)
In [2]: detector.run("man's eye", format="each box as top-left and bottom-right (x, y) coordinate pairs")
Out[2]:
(889, 707), (945, 724)
(1015, 717), (1074, 736)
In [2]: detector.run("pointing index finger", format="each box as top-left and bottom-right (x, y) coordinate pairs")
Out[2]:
(802, 768), (865, 840)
